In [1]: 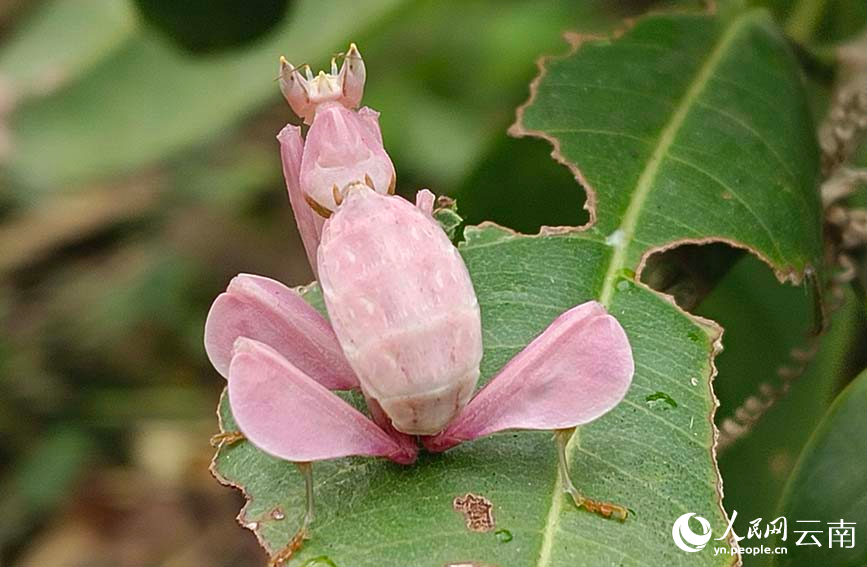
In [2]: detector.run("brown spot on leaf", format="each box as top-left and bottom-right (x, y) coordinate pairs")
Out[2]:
(452, 493), (495, 532)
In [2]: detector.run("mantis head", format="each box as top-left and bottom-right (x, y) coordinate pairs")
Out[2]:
(279, 43), (366, 124)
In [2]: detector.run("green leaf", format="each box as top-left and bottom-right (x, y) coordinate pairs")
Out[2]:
(432, 197), (463, 241)
(212, 8), (822, 566)
(770, 369), (867, 567)
(513, 9), (822, 282)
(216, 240), (732, 566)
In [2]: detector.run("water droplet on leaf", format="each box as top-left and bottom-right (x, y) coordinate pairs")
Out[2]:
(616, 280), (630, 291)
(271, 508), (285, 520)
(495, 529), (513, 543)
(605, 229), (625, 247)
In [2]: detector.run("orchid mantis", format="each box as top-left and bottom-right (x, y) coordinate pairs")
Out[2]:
(204, 44), (635, 559)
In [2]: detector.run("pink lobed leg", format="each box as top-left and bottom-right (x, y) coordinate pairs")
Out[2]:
(424, 300), (634, 452)
(228, 338), (417, 465)
(204, 273), (358, 391)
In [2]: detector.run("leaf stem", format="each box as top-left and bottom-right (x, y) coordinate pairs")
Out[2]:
(786, 0), (827, 44)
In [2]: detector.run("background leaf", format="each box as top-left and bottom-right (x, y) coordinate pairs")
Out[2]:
(0, 428), (93, 550)
(770, 368), (867, 567)
(133, 0), (294, 53)
(698, 255), (865, 564)
(212, 8), (825, 565)
(2, 0), (408, 197)
(0, 0), (136, 101)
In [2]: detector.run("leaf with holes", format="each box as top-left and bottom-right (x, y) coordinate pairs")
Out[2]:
(211, 7), (822, 566)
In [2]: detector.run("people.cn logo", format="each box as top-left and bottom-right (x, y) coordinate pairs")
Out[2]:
(672, 513), (713, 552)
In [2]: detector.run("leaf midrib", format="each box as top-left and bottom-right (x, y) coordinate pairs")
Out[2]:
(595, 10), (762, 306)
(535, 10), (762, 566)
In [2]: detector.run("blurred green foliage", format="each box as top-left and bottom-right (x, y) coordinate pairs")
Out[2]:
(3, 0), (407, 195)
(774, 368), (867, 567)
(0, 0), (865, 564)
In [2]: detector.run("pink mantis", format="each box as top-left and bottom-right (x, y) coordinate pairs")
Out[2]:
(204, 43), (634, 556)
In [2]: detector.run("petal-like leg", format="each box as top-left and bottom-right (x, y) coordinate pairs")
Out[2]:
(424, 301), (633, 521)
(556, 428), (628, 521)
(424, 300), (634, 451)
(278, 123), (324, 275)
(204, 273), (358, 390)
(415, 188), (435, 216)
(228, 338), (417, 464)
